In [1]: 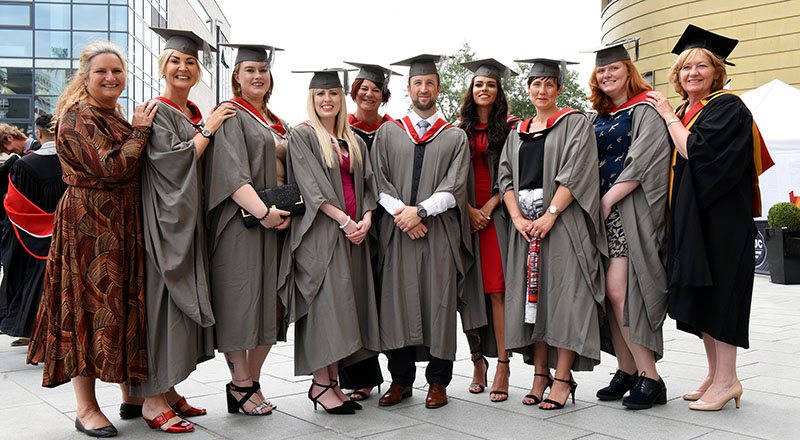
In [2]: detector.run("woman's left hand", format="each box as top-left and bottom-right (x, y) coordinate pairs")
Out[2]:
(530, 212), (557, 239)
(346, 217), (371, 245)
(646, 91), (677, 122)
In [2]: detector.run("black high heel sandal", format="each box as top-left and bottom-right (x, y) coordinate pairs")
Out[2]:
(226, 382), (272, 415)
(523, 373), (554, 405)
(469, 351), (489, 394)
(252, 381), (277, 411)
(489, 359), (511, 402)
(308, 381), (355, 415)
(330, 379), (362, 410)
(540, 376), (577, 410)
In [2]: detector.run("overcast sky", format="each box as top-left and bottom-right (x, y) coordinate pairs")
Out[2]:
(216, 0), (602, 123)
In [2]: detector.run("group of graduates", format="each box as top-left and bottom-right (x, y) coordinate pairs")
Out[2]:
(6, 21), (771, 437)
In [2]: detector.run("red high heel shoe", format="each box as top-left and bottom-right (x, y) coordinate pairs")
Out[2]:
(143, 410), (194, 433)
(170, 396), (207, 417)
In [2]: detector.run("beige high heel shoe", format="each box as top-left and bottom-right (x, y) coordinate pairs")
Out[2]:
(688, 380), (742, 411)
(682, 389), (705, 401)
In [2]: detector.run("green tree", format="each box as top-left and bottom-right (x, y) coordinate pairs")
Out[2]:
(507, 65), (589, 119)
(412, 41), (590, 122)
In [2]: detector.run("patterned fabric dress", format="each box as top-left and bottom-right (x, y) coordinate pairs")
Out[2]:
(594, 109), (632, 257)
(27, 101), (150, 387)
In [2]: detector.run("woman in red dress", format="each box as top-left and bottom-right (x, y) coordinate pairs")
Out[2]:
(458, 59), (520, 402)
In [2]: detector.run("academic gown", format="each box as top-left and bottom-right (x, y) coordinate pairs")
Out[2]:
(205, 100), (285, 352)
(131, 98), (215, 397)
(668, 92), (759, 349)
(338, 113), (393, 390)
(278, 124), (380, 375)
(588, 97), (671, 360)
(497, 110), (607, 371)
(370, 117), (475, 362)
(0, 146), (66, 337)
(460, 116), (520, 358)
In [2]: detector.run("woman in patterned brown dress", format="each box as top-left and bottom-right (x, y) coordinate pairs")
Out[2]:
(26, 41), (158, 438)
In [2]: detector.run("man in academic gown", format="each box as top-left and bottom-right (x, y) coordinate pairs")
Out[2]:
(371, 54), (473, 409)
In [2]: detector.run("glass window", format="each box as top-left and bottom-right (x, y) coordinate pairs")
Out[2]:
(34, 95), (60, 115)
(110, 32), (127, 53)
(0, 97), (31, 120)
(35, 69), (70, 96)
(73, 31), (108, 57)
(78, 0), (110, 3)
(0, 67), (33, 95)
(0, 30), (33, 57)
(110, 5), (127, 31)
(35, 4), (70, 29)
(111, 0), (127, 4)
(0, 4), (31, 27)
(35, 31), (70, 58)
(35, 59), (71, 69)
(73, 5), (108, 31)
(187, 0), (213, 33)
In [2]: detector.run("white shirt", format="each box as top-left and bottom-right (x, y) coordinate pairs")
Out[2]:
(378, 110), (457, 217)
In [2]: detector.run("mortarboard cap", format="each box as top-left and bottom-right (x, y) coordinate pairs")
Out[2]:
(583, 38), (639, 66)
(293, 68), (354, 90)
(515, 58), (578, 86)
(344, 62), (401, 92)
(391, 54), (442, 78)
(151, 27), (216, 59)
(460, 58), (518, 83)
(672, 24), (738, 66)
(220, 44), (283, 67)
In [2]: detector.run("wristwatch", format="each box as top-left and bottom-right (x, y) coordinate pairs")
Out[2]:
(200, 128), (213, 139)
(416, 204), (428, 219)
(548, 205), (559, 215)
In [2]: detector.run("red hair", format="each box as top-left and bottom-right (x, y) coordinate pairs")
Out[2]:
(588, 60), (652, 116)
(350, 78), (391, 104)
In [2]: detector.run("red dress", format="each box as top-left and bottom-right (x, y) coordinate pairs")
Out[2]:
(471, 123), (505, 294)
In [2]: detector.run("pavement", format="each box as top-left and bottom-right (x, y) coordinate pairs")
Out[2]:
(1, 274), (799, 439)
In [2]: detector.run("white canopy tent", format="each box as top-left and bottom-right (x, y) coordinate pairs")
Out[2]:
(741, 79), (800, 219)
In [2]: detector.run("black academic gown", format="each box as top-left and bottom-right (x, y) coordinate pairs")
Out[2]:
(0, 150), (66, 337)
(667, 93), (756, 349)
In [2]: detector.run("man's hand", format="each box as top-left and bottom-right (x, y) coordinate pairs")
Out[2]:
(393, 205), (422, 232)
(406, 222), (428, 240)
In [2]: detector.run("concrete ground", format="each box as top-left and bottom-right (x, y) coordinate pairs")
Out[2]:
(1, 275), (798, 439)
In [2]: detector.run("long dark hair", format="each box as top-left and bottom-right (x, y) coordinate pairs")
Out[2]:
(459, 77), (512, 166)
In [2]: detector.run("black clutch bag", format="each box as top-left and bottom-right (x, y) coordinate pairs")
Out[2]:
(241, 183), (305, 228)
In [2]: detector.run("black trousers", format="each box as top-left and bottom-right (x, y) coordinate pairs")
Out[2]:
(388, 346), (453, 387)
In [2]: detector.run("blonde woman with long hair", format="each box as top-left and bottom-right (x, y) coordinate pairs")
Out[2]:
(26, 41), (157, 437)
(279, 69), (379, 415)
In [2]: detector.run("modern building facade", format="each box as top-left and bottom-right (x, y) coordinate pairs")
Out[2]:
(600, 0), (800, 104)
(0, 0), (232, 135)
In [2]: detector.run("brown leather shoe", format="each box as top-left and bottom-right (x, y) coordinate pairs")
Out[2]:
(378, 383), (413, 407)
(425, 383), (448, 408)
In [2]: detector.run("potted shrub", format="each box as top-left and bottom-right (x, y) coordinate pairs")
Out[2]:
(765, 202), (800, 284)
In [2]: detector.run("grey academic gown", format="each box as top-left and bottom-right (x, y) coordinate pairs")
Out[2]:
(497, 111), (607, 371)
(278, 124), (380, 375)
(205, 106), (284, 352)
(370, 118), (474, 362)
(133, 99), (215, 397)
(588, 103), (671, 359)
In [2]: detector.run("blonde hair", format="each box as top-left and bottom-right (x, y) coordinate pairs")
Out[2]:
(0, 123), (27, 148)
(157, 49), (202, 80)
(305, 88), (361, 170)
(56, 41), (127, 121)
(668, 47), (728, 100)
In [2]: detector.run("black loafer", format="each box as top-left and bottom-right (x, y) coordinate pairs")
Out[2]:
(118, 403), (142, 420)
(596, 369), (638, 401)
(622, 375), (667, 410)
(75, 418), (118, 438)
